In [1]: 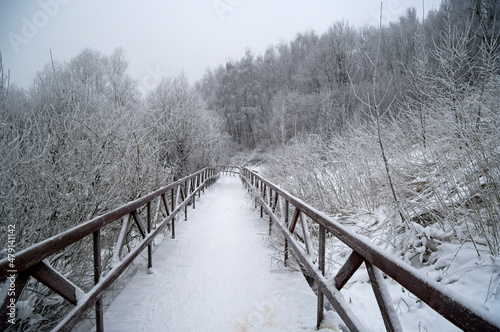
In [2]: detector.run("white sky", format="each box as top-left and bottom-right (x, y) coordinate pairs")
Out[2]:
(0, 0), (442, 94)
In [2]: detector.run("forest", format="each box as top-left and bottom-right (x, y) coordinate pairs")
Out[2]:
(196, 0), (499, 258)
(0, 48), (228, 329)
(1, 0), (499, 330)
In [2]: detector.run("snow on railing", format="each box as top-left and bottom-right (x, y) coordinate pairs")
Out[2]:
(240, 167), (500, 332)
(218, 165), (241, 175)
(0, 167), (219, 332)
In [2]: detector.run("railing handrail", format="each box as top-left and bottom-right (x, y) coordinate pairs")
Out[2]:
(217, 165), (240, 174)
(0, 167), (216, 281)
(240, 167), (500, 332)
(0, 167), (220, 332)
(4, 166), (499, 331)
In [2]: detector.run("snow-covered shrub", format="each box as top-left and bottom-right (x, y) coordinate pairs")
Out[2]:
(0, 50), (228, 331)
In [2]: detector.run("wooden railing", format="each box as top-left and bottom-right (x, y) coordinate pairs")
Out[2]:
(0, 167), (219, 332)
(218, 165), (240, 175)
(240, 167), (500, 332)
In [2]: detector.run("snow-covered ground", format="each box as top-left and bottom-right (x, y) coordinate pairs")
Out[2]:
(88, 175), (340, 331)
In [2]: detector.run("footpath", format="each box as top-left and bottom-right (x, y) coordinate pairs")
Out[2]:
(90, 175), (338, 331)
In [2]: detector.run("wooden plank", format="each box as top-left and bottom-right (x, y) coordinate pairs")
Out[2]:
(334, 251), (364, 290)
(366, 261), (403, 332)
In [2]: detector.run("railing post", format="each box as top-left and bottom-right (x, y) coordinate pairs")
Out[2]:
(171, 188), (175, 239)
(284, 200), (289, 266)
(197, 174), (201, 198)
(269, 188), (273, 235)
(202, 170), (206, 193)
(93, 230), (103, 332)
(184, 181), (188, 220)
(317, 224), (326, 329)
(260, 183), (265, 218)
(192, 178), (196, 209)
(147, 202), (152, 272)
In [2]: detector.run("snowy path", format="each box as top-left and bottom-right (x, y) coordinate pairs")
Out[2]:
(92, 175), (337, 332)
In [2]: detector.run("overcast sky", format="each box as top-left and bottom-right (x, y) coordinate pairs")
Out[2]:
(0, 0), (442, 94)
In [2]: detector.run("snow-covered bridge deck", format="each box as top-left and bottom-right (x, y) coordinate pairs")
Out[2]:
(93, 175), (335, 331)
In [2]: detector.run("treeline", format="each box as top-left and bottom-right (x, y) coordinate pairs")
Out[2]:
(200, 0), (500, 261)
(0, 49), (227, 330)
(196, 0), (499, 149)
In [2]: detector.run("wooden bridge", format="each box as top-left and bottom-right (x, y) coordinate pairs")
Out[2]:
(1, 167), (499, 331)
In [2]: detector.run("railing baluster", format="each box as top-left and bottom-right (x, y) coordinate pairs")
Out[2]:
(184, 180), (188, 220)
(317, 224), (326, 329)
(284, 200), (289, 266)
(335, 251), (364, 290)
(268, 187), (273, 235)
(289, 208), (300, 233)
(131, 210), (147, 238)
(260, 183), (265, 218)
(171, 188), (175, 239)
(299, 212), (313, 257)
(161, 193), (170, 217)
(112, 215), (130, 265)
(366, 261), (403, 332)
(147, 202), (152, 272)
(191, 177), (198, 206)
(197, 174), (201, 197)
(93, 230), (103, 332)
